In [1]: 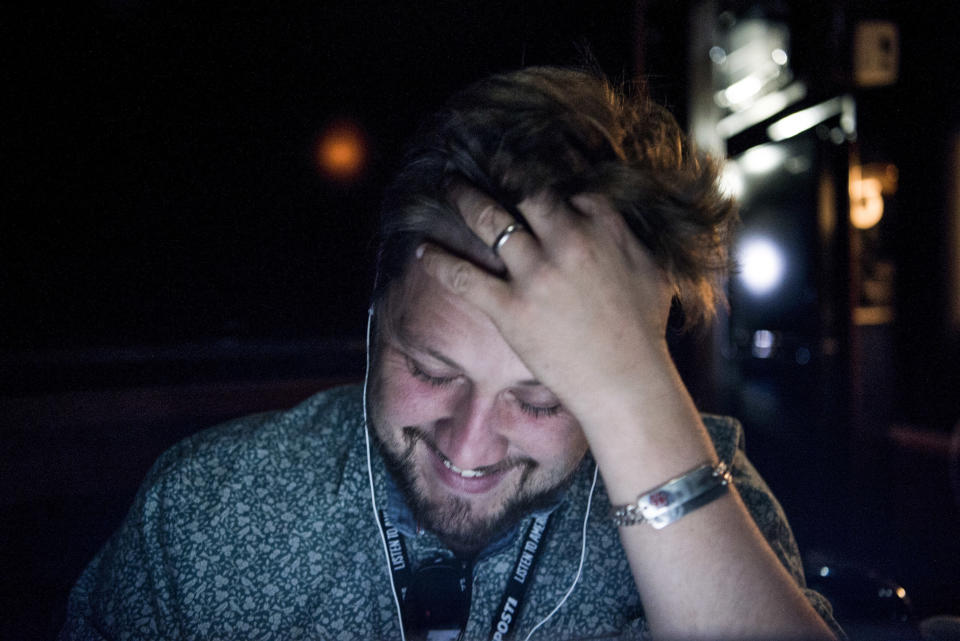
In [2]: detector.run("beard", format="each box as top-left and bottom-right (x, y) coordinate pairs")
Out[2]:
(372, 423), (577, 556)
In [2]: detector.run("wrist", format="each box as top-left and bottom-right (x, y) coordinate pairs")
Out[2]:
(571, 367), (718, 505)
(610, 460), (732, 529)
(562, 336), (678, 429)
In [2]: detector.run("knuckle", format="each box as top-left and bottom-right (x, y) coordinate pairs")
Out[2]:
(558, 232), (595, 266)
(419, 249), (437, 272)
(475, 203), (501, 236)
(450, 263), (473, 293)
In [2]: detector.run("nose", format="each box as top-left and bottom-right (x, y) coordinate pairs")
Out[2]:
(433, 391), (509, 470)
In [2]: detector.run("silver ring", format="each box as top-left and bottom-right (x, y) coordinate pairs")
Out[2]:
(491, 222), (528, 256)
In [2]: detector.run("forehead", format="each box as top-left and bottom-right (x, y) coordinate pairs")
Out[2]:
(377, 263), (544, 383)
(380, 263), (484, 346)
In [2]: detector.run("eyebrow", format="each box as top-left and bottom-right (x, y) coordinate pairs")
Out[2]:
(394, 325), (462, 371)
(394, 324), (545, 388)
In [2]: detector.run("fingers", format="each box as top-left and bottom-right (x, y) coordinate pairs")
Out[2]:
(450, 184), (541, 275)
(516, 191), (583, 242)
(417, 243), (510, 314)
(447, 184), (634, 289)
(568, 193), (619, 220)
(451, 186), (517, 246)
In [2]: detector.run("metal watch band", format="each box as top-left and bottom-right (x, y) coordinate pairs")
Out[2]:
(610, 461), (732, 528)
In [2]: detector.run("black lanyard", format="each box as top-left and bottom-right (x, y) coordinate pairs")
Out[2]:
(379, 509), (415, 603)
(379, 510), (554, 641)
(489, 511), (553, 641)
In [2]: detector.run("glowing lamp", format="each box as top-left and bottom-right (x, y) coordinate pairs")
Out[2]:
(850, 176), (884, 229)
(849, 162), (897, 230)
(738, 237), (785, 296)
(740, 144), (784, 175)
(316, 120), (367, 182)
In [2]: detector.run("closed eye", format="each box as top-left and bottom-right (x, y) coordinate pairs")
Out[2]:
(517, 399), (562, 418)
(407, 357), (458, 388)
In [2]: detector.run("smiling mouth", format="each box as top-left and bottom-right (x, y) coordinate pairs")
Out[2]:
(401, 426), (533, 482)
(439, 454), (488, 478)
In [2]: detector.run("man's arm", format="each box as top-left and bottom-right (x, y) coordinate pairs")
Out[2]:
(418, 187), (837, 640)
(60, 445), (187, 641)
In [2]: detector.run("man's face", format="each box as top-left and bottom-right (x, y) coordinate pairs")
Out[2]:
(369, 264), (589, 554)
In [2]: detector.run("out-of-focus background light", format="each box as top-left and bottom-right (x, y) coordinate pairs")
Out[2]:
(739, 143), (785, 174)
(738, 236), (785, 296)
(849, 163), (899, 229)
(719, 160), (745, 200)
(716, 82), (807, 139)
(710, 18), (791, 113)
(316, 119), (367, 183)
(850, 175), (884, 229)
(751, 329), (777, 358)
(723, 74), (765, 106)
(767, 95), (856, 142)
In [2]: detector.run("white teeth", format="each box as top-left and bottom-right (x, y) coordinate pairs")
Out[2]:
(441, 456), (487, 478)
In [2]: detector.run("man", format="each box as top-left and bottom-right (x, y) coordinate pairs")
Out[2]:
(62, 67), (843, 640)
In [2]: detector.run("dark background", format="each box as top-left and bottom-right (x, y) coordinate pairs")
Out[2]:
(3, 1), (959, 638)
(3, 1), (639, 352)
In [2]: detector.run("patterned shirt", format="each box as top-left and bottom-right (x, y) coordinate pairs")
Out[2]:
(60, 385), (843, 640)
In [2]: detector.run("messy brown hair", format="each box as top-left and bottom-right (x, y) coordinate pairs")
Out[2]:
(374, 66), (737, 327)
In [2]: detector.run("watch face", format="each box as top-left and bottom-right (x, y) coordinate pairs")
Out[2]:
(405, 555), (472, 637)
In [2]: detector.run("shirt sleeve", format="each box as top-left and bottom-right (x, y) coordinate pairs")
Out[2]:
(59, 443), (189, 641)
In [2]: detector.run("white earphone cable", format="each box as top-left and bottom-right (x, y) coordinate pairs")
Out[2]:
(521, 462), (599, 641)
(362, 306), (408, 641)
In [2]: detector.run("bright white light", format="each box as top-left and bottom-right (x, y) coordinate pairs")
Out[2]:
(709, 46), (727, 65)
(719, 161), (744, 200)
(841, 95), (857, 135)
(724, 74), (764, 106)
(751, 330), (776, 358)
(716, 82), (807, 139)
(739, 144), (784, 175)
(767, 96), (845, 142)
(738, 237), (785, 296)
(771, 48), (789, 66)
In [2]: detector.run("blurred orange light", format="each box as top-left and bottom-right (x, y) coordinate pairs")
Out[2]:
(849, 163), (897, 230)
(850, 176), (884, 229)
(316, 120), (367, 182)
